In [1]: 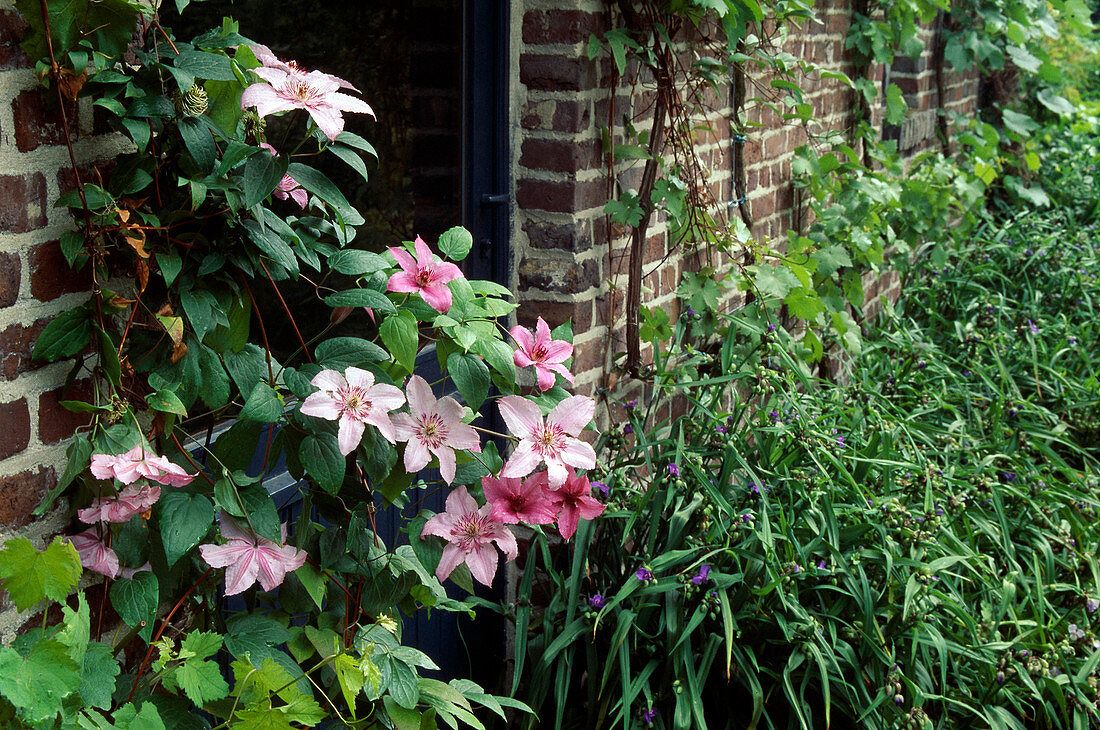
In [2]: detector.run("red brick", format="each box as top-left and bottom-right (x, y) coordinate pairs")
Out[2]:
(552, 100), (591, 133)
(0, 320), (48, 381)
(38, 382), (93, 445)
(523, 10), (601, 45)
(30, 240), (91, 301)
(0, 10), (29, 69)
(0, 467), (56, 528)
(0, 251), (18, 308)
(521, 53), (593, 92)
(0, 173), (48, 233)
(516, 178), (606, 214)
(12, 89), (77, 152)
(0, 399), (30, 460)
(520, 137), (600, 174)
(519, 256), (599, 295)
(516, 298), (593, 333)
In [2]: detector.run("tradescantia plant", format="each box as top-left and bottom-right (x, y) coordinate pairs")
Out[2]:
(0, 2), (604, 728)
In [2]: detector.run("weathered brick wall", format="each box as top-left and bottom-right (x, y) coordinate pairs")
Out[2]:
(0, 0), (129, 636)
(512, 0), (980, 403)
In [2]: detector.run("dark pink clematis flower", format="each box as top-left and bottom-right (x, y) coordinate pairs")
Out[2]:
(240, 63), (374, 141)
(497, 395), (596, 489)
(510, 317), (574, 392)
(77, 483), (161, 524)
(69, 528), (120, 578)
(90, 446), (195, 487)
(548, 468), (605, 540)
(299, 366), (405, 455)
(482, 472), (557, 525)
(392, 375), (480, 484)
(386, 236), (464, 313)
(199, 513), (307, 596)
(420, 486), (517, 586)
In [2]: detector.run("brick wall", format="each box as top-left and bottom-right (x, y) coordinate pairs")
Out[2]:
(512, 0), (980, 405)
(0, 0), (129, 637)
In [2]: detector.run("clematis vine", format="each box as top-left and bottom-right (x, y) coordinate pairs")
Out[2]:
(392, 375), (480, 485)
(387, 236), (464, 313)
(299, 366), (405, 455)
(420, 486), (517, 586)
(90, 446), (195, 487)
(482, 472), (557, 525)
(199, 513), (307, 596)
(240, 55), (374, 141)
(259, 143), (308, 208)
(510, 316), (574, 392)
(78, 483), (161, 524)
(69, 528), (120, 579)
(497, 394), (596, 489)
(548, 468), (606, 540)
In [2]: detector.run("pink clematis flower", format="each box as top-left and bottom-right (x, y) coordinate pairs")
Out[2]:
(78, 483), (162, 524)
(198, 513), (307, 596)
(510, 317), (574, 392)
(69, 528), (120, 578)
(259, 143), (308, 209)
(240, 64), (374, 142)
(386, 236), (464, 313)
(548, 468), (606, 540)
(497, 395), (597, 489)
(482, 472), (557, 525)
(249, 44), (356, 91)
(90, 446), (195, 487)
(392, 375), (481, 485)
(420, 486), (518, 586)
(299, 366), (406, 456)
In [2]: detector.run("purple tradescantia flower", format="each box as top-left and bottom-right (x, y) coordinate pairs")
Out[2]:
(1088, 598), (1099, 613)
(691, 564), (711, 585)
(635, 567), (654, 582)
(667, 463), (680, 478)
(588, 594), (605, 609)
(592, 481), (610, 497)
(643, 708), (657, 725)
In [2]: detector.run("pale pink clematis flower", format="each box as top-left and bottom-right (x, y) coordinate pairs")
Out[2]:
(548, 469), (606, 540)
(392, 375), (481, 485)
(240, 64), (374, 142)
(198, 513), (307, 596)
(78, 483), (162, 524)
(386, 236), (464, 313)
(90, 446), (195, 487)
(299, 367), (405, 456)
(497, 395), (596, 489)
(259, 143), (307, 209)
(510, 317), (574, 392)
(420, 486), (518, 586)
(482, 472), (557, 525)
(249, 44), (356, 90)
(69, 528), (120, 578)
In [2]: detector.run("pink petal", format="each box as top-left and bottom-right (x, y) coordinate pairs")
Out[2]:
(199, 541), (245, 570)
(421, 511), (457, 539)
(446, 421), (481, 452)
(413, 236), (434, 269)
(89, 454), (118, 480)
(404, 375), (435, 418)
(403, 434), (431, 473)
(548, 395), (596, 436)
(328, 91), (375, 117)
(433, 445), (457, 485)
(391, 412), (417, 442)
(464, 543), (498, 586)
(435, 543), (465, 582)
(546, 361), (575, 384)
(223, 551), (261, 596)
(250, 66), (289, 85)
(513, 350), (536, 369)
(306, 102), (344, 141)
(557, 503), (582, 540)
(497, 396), (541, 439)
(418, 283), (453, 313)
(490, 524), (519, 561)
(300, 392), (341, 420)
(430, 261), (464, 283)
(545, 459), (569, 490)
(217, 512), (254, 543)
(344, 366), (375, 390)
(534, 317), (553, 347)
(289, 187), (308, 209)
(445, 485), (479, 516)
(388, 246), (417, 273)
(542, 339), (573, 363)
(500, 441), (540, 480)
(387, 271), (421, 294)
(311, 369), (348, 392)
(509, 325), (535, 353)
(240, 83), (300, 117)
(337, 416), (366, 455)
(534, 364), (557, 392)
(369, 384), (406, 412)
(560, 437), (597, 471)
(363, 411), (396, 444)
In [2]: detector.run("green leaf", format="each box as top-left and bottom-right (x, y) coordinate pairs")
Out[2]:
(0, 537), (81, 611)
(173, 49), (237, 81)
(335, 653), (366, 717)
(323, 287), (396, 313)
(299, 433), (344, 494)
(328, 249), (388, 276)
(315, 337), (389, 369)
(223, 343), (270, 397)
(240, 381), (283, 422)
(810, 244), (852, 278)
(0, 640), (81, 724)
(613, 143), (651, 160)
(15, 0), (145, 63)
(35, 435), (93, 515)
(885, 83), (908, 125)
(79, 642), (121, 710)
(241, 152), (288, 209)
(379, 655), (420, 709)
(32, 307), (93, 362)
(437, 226), (473, 262)
(750, 264), (800, 300)
(159, 491), (214, 567)
(59, 230), (86, 268)
(178, 116), (216, 172)
(380, 310), (419, 374)
(242, 218), (298, 276)
(235, 487), (282, 543)
(195, 344), (230, 409)
(110, 572), (159, 641)
(784, 288), (826, 322)
(146, 389), (188, 416)
(1037, 89), (1076, 115)
(225, 615), (290, 661)
(57, 590), (90, 663)
(175, 657), (230, 706)
(448, 353), (490, 411)
(328, 143), (372, 183)
(1002, 108), (1039, 137)
(157, 250), (183, 287)
(286, 163), (361, 221)
(474, 337), (517, 382)
(112, 702), (167, 729)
